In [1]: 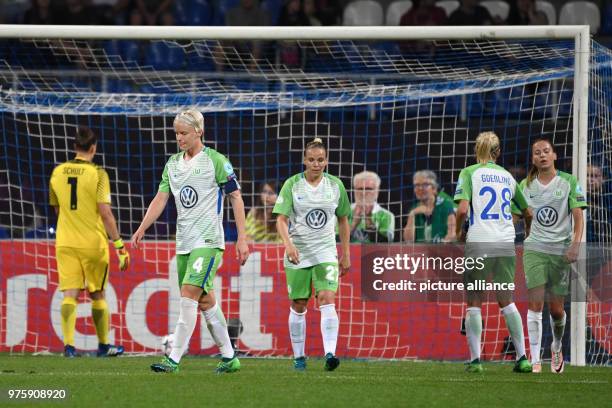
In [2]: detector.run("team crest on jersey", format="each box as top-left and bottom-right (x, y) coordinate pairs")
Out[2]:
(536, 206), (558, 227)
(180, 185), (198, 208)
(306, 209), (327, 229)
(553, 189), (564, 198)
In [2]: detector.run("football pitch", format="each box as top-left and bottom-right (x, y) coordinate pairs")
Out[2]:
(0, 355), (610, 407)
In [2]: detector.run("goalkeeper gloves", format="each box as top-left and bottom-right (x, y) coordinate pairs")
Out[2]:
(113, 238), (130, 271)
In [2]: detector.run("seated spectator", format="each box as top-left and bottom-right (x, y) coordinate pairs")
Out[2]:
(23, 0), (56, 25)
(313, 0), (341, 25)
(399, 0), (447, 26)
(404, 170), (456, 243)
(136, 0), (175, 25)
(278, 0), (311, 68)
(506, 0), (548, 25)
(350, 171), (395, 243)
(587, 163), (611, 243)
(217, 0), (271, 71)
(246, 181), (281, 242)
(303, 0), (322, 26)
(448, 0), (497, 26)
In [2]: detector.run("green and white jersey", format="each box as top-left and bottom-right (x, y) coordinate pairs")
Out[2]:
(454, 162), (528, 255)
(158, 147), (238, 254)
(273, 172), (351, 269)
(519, 171), (587, 255)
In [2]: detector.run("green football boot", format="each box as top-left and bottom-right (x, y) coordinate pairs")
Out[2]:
(465, 359), (484, 373)
(215, 356), (241, 374)
(150, 356), (179, 373)
(513, 355), (533, 373)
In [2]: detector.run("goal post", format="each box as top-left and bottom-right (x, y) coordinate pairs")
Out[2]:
(1, 24), (608, 366)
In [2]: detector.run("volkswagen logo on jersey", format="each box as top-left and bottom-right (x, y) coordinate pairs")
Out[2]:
(536, 206), (558, 227)
(180, 186), (198, 208)
(305, 209), (327, 229)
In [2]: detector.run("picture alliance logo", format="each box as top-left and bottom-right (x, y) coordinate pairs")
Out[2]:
(536, 206), (558, 226)
(180, 185), (198, 208)
(306, 208), (327, 229)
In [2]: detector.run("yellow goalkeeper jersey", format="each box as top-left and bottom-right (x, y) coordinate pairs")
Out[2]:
(49, 158), (111, 249)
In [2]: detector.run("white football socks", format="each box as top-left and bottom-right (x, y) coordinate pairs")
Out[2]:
(169, 297), (198, 363)
(202, 302), (234, 359)
(527, 309), (543, 364)
(320, 304), (339, 356)
(289, 308), (306, 358)
(501, 302), (526, 360)
(466, 307), (482, 362)
(550, 312), (566, 353)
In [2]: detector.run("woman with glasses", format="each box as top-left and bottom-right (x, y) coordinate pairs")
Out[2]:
(403, 170), (456, 243)
(350, 170), (395, 243)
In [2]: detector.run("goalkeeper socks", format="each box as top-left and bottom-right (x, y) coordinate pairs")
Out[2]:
(60, 297), (78, 346)
(501, 303), (526, 360)
(91, 299), (110, 345)
(319, 304), (339, 356)
(202, 302), (234, 359)
(465, 307), (482, 361)
(527, 309), (543, 364)
(170, 297), (198, 363)
(550, 312), (566, 353)
(289, 308), (306, 358)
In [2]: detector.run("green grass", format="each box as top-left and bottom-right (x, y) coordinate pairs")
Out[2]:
(0, 355), (610, 407)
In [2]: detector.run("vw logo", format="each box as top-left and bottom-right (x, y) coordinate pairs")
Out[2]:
(305, 209), (327, 229)
(536, 206), (558, 227)
(180, 186), (198, 208)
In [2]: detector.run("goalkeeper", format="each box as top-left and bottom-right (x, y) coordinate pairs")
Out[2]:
(49, 126), (129, 358)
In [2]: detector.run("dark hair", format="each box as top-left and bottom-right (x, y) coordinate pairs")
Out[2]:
(74, 126), (97, 152)
(253, 181), (278, 233)
(526, 138), (555, 187)
(304, 137), (326, 154)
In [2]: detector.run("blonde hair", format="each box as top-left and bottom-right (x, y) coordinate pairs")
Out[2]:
(353, 170), (381, 189)
(305, 137), (326, 154)
(174, 109), (204, 134)
(475, 131), (501, 164)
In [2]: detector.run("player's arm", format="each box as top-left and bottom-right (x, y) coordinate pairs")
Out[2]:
(131, 191), (170, 248)
(455, 200), (469, 242)
(337, 215), (351, 276)
(444, 211), (456, 242)
(276, 214), (299, 264)
(566, 177), (587, 263)
(228, 189), (249, 265)
(513, 183), (532, 239)
(97, 169), (129, 271)
(403, 213), (415, 242)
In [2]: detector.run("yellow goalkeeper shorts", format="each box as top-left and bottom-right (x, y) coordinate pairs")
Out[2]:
(56, 246), (109, 292)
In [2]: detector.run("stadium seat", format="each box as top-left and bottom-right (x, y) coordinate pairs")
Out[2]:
(436, 0), (460, 18)
(559, 1), (601, 35)
(601, 2), (612, 34)
(386, 0), (413, 25)
(175, 0), (213, 26)
(535, 0), (556, 25)
(480, 0), (511, 22)
(343, 0), (384, 26)
(145, 41), (185, 71)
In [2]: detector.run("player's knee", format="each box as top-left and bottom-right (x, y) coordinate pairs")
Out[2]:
(528, 301), (544, 313)
(317, 292), (335, 306)
(549, 303), (565, 320)
(291, 299), (308, 313)
(88, 290), (105, 300)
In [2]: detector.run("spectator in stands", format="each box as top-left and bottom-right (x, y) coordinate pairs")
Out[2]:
(90, 0), (132, 25)
(587, 163), (611, 242)
(135, 0), (175, 25)
(217, 0), (271, 71)
(303, 0), (322, 26)
(246, 181), (282, 242)
(314, 0), (342, 25)
(350, 170), (395, 243)
(399, 0), (447, 26)
(23, 0), (56, 25)
(506, 0), (548, 25)
(404, 170), (456, 243)
(448, 0), (499, 26)
(278, 0), (311, 68)
(54, 0), (105, 25)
